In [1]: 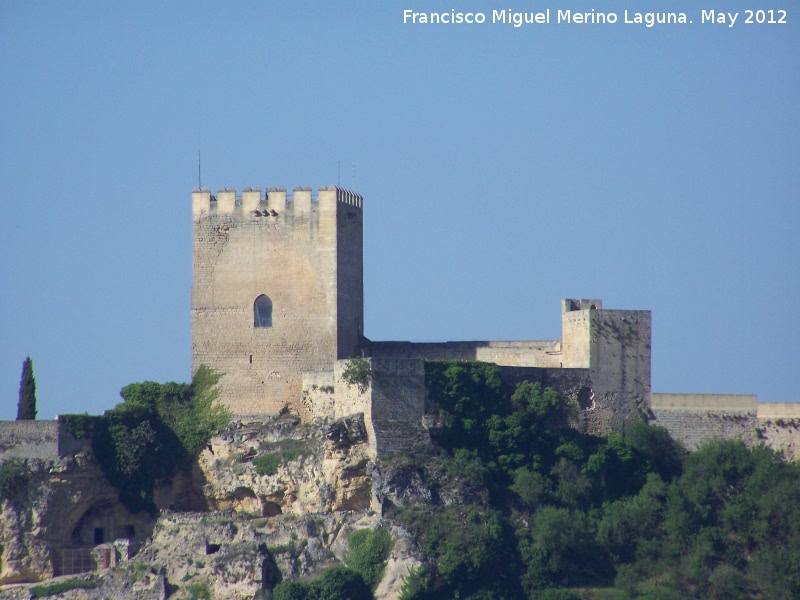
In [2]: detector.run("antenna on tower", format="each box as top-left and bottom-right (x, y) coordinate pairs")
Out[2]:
(337, 161), (340, 187)
(198, 150), (202, 189)
(352, 165), (356, 185)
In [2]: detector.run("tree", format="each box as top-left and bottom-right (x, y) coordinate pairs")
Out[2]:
(17, 356), (37, 420)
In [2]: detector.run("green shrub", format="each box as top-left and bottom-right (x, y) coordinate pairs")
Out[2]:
(89, 365), (229, 514)
(59, 413), (95, 439)
(30, 579), (98, 597)
(312, 567), (372, 599)
(273, 566), (372, 600)
(399, 565), (432, 600)
(254, 454), (282, 476)
(345, 527), (394, 589)
(272, 580), (310, 600)
(342, 358), (371, 393)
(186, 581), (211, 599)
(0, 459), (30, 500)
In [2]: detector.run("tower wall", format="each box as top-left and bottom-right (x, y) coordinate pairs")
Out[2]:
(561, 299), (602, 368)
(334, 189), (364, 359)
(585, 308), (652, 434)
(191, 186), (363, 416)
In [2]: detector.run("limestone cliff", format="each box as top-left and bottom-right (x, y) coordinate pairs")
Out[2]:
(0, 414), (425, 599)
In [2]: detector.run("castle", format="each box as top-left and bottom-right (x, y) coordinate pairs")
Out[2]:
(6, 184), (792, 462)
(189, 184), (800, 458)
(1, 183), (796, 588)
(191, 185), (651, 453)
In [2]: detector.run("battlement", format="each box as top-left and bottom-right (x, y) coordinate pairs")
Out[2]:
(191, 185), (362, 218)
(563, 298), (603, 312)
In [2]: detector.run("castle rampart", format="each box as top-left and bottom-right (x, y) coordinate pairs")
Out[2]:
(191, 186), (363, 219)
(362, 340), (563, 367)
(650, 393), (800, 460)
(651, 393), (756, 412)
(302, 358), (429, 456)
(0, 420), (91, 461)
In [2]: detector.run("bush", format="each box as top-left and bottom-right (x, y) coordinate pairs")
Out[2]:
(59, 413), (95, 439)
(31, 579), (98, 597)
(254, 454), (282, 476)
(312, 567), (372, 599)
(186, 581), (211, 599)
(272, 567), (371, 600)
(396, 505), (522, 599)
(342, 358), (371, 394)
(399, 565), (432, 600)
(272, 580), (310, 600)
(512, 381), (562, 423)
(0, 460), (30, 501)
(88, 365), (229, 514)
(345, 527), (394, 589)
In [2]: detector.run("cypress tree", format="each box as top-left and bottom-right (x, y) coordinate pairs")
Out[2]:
(17, 356), (37, 420)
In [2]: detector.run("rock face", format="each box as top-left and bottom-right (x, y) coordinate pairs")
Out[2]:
(0, 452), (149, 585)
(132, 509), (379, 599)
(193, 414), (373, 515)
(0, 414), (425, 599)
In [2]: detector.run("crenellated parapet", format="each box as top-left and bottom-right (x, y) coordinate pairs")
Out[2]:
(192, 185), (363, 219)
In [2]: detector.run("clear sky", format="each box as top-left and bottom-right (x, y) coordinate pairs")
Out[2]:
(1, 1), (797, 420)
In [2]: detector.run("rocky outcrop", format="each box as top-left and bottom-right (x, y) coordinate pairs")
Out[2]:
(0, 452), (147, 585)
(0, 414), (425, 599)
(132, 509), (379, 599)
(194, 414), (373, 515)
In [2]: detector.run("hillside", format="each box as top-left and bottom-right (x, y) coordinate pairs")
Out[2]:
(1, 361), (800, 599)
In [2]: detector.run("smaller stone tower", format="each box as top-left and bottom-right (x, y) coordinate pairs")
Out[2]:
(191, 186), (363, 416)
(561, 299), (651, 433)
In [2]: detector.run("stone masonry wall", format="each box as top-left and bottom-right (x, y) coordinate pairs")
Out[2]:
(368, 358), (429, 456)
(0, 421), (60, 461)
(302, 358), (429, 457)
(585, 309), (652, 435)
(336, 194), (364, 360)
(651, 393), (757, 412)
(305, 360), (597, 456)
(560, 299), (600, 369)
(0, 421), (91, 461)
(651, 408), (759, 451)
(650, 394), (800, 460)
(364, 340), (562, 367)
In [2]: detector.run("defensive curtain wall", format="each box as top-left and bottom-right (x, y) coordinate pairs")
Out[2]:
(359, 299), (652, 437)
(0, 420), (90, 461)
(305, 296), (653, 452)
(651, 393), (800, 461)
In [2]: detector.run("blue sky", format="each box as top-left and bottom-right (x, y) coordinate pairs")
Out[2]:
(1, 1), (797, 420)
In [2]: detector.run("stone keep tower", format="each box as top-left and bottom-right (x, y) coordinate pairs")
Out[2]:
(191, 186), (364, 416)
(561, 299), (652, 433)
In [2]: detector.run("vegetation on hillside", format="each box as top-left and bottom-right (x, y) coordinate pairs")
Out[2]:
(0, 459), (30, 501)
(271, 527), (392, 599)
(17, 356), (37, 420)
(33, 359), (800, 599)
(387, 360), (800, 600)
(61, 365), (230, 514)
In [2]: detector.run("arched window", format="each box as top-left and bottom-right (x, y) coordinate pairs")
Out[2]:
(254, 295), (273, 328)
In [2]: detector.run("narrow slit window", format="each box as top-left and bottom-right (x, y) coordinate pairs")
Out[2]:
(255, 295), (273, 328)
